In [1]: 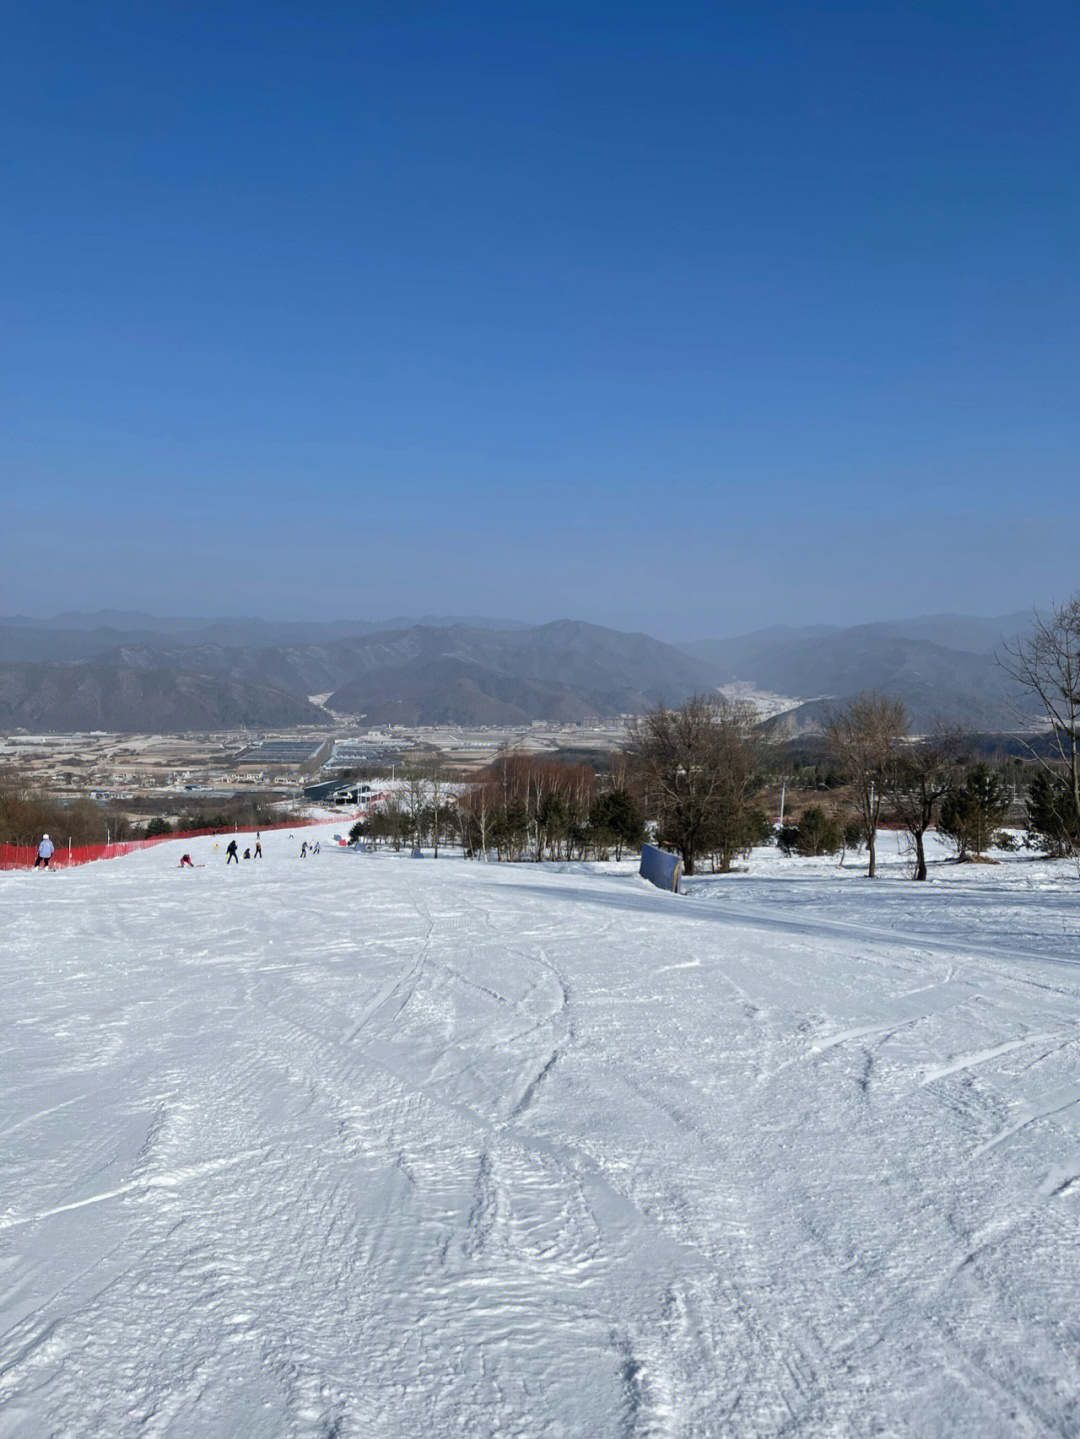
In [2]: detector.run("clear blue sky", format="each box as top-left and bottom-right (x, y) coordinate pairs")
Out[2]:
(3, 0), (1077, 638)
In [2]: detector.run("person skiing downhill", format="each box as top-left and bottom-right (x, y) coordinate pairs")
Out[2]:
(34, 834), (55, 869)
(179, 853), (195, 869)
(225, 839), (239, 865)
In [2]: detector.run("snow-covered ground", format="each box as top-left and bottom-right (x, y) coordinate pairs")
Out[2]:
(2, 829), (1079, 1437)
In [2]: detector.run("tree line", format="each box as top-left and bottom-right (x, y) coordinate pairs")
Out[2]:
(349, 754), (645, 862)
(424, 592), (1080, 879)
(0, 771), (285, 848)
(4, 594), (1076, 877)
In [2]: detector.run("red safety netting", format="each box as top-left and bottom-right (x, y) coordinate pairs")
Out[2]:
(0, 816), (345, 871)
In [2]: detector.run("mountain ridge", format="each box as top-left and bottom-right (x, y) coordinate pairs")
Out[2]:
(0, 609), (1049, 733)
(0, 621), (723, 732)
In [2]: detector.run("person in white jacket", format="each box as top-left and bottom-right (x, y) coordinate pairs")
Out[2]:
(35, 833), (56, 869)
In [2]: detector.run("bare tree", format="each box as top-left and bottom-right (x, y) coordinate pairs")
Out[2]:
(624, 695), (768, 875)
(398, 763), (430, 849)
(703, 700), (772, 872)
(456, 777), (499, 858)
(823, 694), (908, 878)
(884, 724), (969, 881)
(425, 761), (450, 858)
(607, 749), (630, 792)
(998, 594), (1080, 843)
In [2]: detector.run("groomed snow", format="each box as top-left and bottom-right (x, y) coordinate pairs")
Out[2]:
(2, 829), (1079, 1436)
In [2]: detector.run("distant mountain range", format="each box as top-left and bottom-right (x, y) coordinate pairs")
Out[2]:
(0, 618), (719, 732)
(0, 613), (530, 663)
(0, 608), (1045, 734)
(682, 613), (1037, 732)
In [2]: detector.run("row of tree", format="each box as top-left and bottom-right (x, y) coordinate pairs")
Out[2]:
(0, 781), (138, 847)
(4, 594), (1075, 878)
(350, 754), (646, 862)
(618, 590), (1079, 879)
(350, 590), (1077, 879)
(777, 763), (1029, 865)
(0, 770), (286, 847)
(623, 689), (1077, 880)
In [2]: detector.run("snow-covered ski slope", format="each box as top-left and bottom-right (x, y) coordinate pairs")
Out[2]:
(2, 830), (1079, 1438)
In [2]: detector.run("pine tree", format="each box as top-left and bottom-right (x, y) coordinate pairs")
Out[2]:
(939, 764), (1012, 858)
(1026, 770), (1080, 857)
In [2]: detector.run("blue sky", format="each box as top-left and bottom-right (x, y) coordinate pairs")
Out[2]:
(3, 0), (1077, 638)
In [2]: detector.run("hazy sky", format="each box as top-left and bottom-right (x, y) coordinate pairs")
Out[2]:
(3, 0), (1077, 638)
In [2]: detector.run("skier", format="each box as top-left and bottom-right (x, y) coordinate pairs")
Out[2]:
(179, 853), (195, 869)
(34, 833), (55, 869)
(254, 840), (263, 859)
(300, 840), (308, 858)
(243, 847), (251, 860)
(225, 839), (239, 865)
(313, 841), (320, 855)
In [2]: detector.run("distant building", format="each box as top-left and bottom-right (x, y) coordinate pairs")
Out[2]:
(302, 779), (379, 805)
(232, 738), (331, 771)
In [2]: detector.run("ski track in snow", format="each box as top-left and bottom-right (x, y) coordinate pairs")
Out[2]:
(2, 830), (1080, 1436)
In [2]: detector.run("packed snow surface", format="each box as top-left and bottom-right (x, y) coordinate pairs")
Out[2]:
(2, 830), (1080, 1437)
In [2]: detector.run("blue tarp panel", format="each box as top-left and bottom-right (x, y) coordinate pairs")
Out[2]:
(639, 843), (682, 893)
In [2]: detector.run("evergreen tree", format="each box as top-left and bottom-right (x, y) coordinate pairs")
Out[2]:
(939, 764), (1012, 858)
(1026, 770), (1080, 857)
(588, 788), (644, 860)
(790, 805), (843, 857)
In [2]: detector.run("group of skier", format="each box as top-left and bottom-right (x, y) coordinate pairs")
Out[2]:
(223, 837), (263, 865)
(30, 828), (328, 872)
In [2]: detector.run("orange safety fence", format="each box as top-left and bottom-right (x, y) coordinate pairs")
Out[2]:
(0, 816), (344, 871)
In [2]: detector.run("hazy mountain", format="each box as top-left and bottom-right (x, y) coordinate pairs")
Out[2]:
(868, 612), (1034, 655)
(0, 662), (323, 734)
(326, 621), (722, 724)
(681, 613), (1038, 730)
(0, 609), (1050, 734)
(1, 612), (529, 657)
(0, 621), (722, 732)
(684, 623), (840, 657)
(0, 624), (166, 665)
(683, 612), (1033, 670)
(2, 610), (210, 635)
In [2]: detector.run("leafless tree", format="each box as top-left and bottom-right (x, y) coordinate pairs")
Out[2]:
(823, 693), (908, 878)
(398, 762), (429, 848)
(998, 593), (1080, 842)
(422, 760), (451, 858)
(624, 695), (768, 875)
(884, 724), (970, 881)
(456, 777), (499, 858)
(608, 749), (630, 792)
